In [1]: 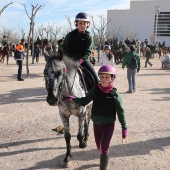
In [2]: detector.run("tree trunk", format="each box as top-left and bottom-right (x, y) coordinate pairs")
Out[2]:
(32, 23), (34, 64)
(98, 45), (100, 62)
(26, 36), (30, 77)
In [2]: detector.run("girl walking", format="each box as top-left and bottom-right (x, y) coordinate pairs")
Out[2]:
(64, 65), (128, 170)
(100, 45), (115, 67)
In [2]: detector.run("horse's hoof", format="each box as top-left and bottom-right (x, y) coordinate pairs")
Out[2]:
(64, 161), (72, 168)
(79, 141), (87, 148)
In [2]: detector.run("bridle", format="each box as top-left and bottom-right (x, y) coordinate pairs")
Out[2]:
(60, 66), (78, 101)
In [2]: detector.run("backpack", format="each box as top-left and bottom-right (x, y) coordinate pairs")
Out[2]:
(130, 56), (138, 69)
(14, 50), (24, 60)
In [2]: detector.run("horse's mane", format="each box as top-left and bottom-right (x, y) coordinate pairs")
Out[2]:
(44, 48), (80, 71)
(44, 50), (79, 74)
(63, 55), (79, 71)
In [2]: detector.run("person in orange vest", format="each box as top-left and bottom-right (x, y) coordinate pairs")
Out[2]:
(15, 39), (25, 81)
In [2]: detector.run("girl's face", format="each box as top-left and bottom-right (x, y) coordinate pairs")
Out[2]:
(104, 49), (110, 54)
(77, 21), (89, 32)
(99, 73), (113, 87)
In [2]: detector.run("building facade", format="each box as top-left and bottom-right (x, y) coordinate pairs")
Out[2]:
(107, 0), (170, 46)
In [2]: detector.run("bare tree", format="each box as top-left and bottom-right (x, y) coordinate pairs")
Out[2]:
(91, 15), (111, 61)
(1, 26), (16, 40)
(20, 2), (44, 76)
(43, 23), (52, 40)
(127, 32), (138, 42)
(0, 1), (13, 16)
(37, 24), (44, 40)
(34, 28), (39, 40)
(50, 25), (62, 44)
(65, 15), (73, 32)
(18, 25), (26, 39)
(37, 24), (44, 55)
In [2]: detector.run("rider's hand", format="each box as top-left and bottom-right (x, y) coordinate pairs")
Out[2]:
(79, 59), (84, 64)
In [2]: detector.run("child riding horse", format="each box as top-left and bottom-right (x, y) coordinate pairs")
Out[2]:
(0, 44), (10, 64)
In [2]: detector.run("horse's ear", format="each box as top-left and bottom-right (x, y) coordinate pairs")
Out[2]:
(57, 48), (63, 61)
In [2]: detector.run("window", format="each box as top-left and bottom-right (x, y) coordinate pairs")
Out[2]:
(154, 12), (170, 36)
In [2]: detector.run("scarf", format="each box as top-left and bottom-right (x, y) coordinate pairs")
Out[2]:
(98, 83), (114, 93)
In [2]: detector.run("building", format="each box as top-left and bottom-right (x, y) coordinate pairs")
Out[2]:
(107, 0), (170, 46)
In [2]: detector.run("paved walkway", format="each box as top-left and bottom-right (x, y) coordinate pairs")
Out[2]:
(0, 55), (170, 170)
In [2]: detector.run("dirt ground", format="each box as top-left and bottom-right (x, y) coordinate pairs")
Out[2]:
(0, 55), (170, 170)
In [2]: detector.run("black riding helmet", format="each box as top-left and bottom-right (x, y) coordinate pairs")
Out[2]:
(75, 12), (90, 22)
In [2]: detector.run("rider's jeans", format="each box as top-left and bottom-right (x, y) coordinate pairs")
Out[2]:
(127, 68), (136, 91)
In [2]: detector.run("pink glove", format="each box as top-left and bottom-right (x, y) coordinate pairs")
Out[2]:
(122, 129), (128, 139)
(63, 96), (75, 101)
(79, 59), (84, 64)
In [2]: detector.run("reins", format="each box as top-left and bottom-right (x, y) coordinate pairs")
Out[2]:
(62, 67), (77, 96)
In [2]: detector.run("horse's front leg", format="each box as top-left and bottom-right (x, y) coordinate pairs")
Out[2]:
(7, 55), (9, 65)
(77, 109), (90, 148)
(59, 113), (72, 167)
(1, 55), (4, 63)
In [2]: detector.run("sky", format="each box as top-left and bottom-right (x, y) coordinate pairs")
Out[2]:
(0, 0), (131, 39)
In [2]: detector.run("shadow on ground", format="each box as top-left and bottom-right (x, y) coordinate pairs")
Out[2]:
(0, 87), (46, 105)
(3, 136), (168, 169)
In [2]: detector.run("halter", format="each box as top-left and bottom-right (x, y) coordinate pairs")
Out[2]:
(60, 66), (78, 102)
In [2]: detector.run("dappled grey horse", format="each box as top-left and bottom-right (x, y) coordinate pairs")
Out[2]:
(43, 50), (92, 167)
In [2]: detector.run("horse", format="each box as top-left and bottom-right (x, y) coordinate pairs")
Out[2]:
(114, 43), (129, 64)
(43, 50), (92, 168)
(147, 45), (161, 58)
(161, 46), (169, 54)
(0, 44), (10, 64)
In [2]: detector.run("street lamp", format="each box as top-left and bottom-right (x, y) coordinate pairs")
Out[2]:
(154, 6), (160, 44)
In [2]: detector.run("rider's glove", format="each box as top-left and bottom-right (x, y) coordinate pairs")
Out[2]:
(79, 59), (84, 64)
(122, 128), (128, 139)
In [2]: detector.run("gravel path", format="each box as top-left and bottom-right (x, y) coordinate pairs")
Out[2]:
(0, 55), (170, 170)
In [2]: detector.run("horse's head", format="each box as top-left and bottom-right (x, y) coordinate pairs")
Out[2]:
(44, 50), (64, 106)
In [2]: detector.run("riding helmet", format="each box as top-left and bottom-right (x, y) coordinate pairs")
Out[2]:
(98, 65), (116, 78)
(104, 45), (111, 50)
(75, 12), (90, 22)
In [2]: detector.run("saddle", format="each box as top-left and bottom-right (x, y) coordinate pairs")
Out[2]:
(78, 66), (96, 94)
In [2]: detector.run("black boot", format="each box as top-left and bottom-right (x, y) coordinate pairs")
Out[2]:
(100, 153), (109, 170)
(18, 77), (24, 81)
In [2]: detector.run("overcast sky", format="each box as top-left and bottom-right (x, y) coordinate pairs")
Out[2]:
(0, 0), (130, 38)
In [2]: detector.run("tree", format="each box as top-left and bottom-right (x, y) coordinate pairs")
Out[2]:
(0, 1), (13, 16)
(50, 25), (62, 44)
(65, 15), (73, 33)
(1, 26), (16, 41)
(43, 23), (52, 40)
(20, 2), (44, 76)
(91, 15), (111, 61)
(18, 25), (26, 39)
(37, 24), (44, 40)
